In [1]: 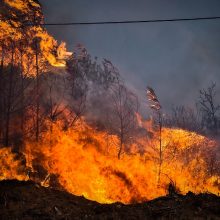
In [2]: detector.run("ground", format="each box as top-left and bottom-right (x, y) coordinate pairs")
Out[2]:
(0, 180), (219, 220)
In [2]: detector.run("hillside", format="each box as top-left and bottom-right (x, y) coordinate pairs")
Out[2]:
(0, 180), (219, 220)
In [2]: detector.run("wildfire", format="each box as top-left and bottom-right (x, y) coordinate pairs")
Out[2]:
(1, 118), (219, 204)
(0, 0), (219, 205)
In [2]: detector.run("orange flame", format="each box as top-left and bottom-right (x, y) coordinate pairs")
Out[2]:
(0, 0), (71, 73)
(1, 118), (218, 204)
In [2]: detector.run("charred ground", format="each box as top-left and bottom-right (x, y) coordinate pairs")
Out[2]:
(0, 180), (219, 220)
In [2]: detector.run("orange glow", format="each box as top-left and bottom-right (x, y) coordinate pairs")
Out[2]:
(0, 0), (70, 73)
(0, 147), (26, 181)
(1, 118), (219, 204)
(4, 0), (41, 11)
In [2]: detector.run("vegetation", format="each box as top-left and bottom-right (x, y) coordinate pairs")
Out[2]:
(0, 0), (219, 206)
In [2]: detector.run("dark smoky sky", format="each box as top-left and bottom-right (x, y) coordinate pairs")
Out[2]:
(41, 0), (220, 115)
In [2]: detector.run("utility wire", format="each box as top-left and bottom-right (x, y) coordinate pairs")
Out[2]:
(38, 16), (220, 26)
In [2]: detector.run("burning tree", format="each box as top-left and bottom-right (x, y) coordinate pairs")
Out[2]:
(0, 0), (70, 147)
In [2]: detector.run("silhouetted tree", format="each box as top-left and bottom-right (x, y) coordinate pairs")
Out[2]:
(109, 79), (138, 159)
(198, 82), (220, 135)
(164, 105), (201, 132)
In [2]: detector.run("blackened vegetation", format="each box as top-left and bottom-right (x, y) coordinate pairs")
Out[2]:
(164, 82), (220, 136)
(0, 180), (219, 220)
(67, 48), (139, 158)
(199, 82), (220, 135)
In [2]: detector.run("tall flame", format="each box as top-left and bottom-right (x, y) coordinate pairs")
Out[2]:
(0, 0), (71, 72)
(1, 118), (219, 204)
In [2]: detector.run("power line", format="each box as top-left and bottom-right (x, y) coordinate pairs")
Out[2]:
(39, 16), (220, 26)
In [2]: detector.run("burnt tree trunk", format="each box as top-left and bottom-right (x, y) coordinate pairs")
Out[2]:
(0, 43), (5, 143)
(157, 111), (163, 184)
(5, 41), (15, 147)
(35, 39), (40, 142)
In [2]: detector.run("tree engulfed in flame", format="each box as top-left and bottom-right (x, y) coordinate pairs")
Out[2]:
(0, 0), (71, 72)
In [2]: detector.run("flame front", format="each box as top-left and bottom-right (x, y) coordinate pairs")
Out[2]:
(1, 119), (217, 204)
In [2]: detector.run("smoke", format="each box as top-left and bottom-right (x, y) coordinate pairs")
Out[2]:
(41, 0), (220, 115)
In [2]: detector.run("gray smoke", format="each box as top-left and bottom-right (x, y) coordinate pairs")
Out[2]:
(41, 0), (220, 116)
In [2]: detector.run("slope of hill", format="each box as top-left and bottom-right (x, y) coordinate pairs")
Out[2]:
(0, 180), (219, 220)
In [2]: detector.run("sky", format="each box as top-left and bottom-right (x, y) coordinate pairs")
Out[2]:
(41, 0), (220, 114)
